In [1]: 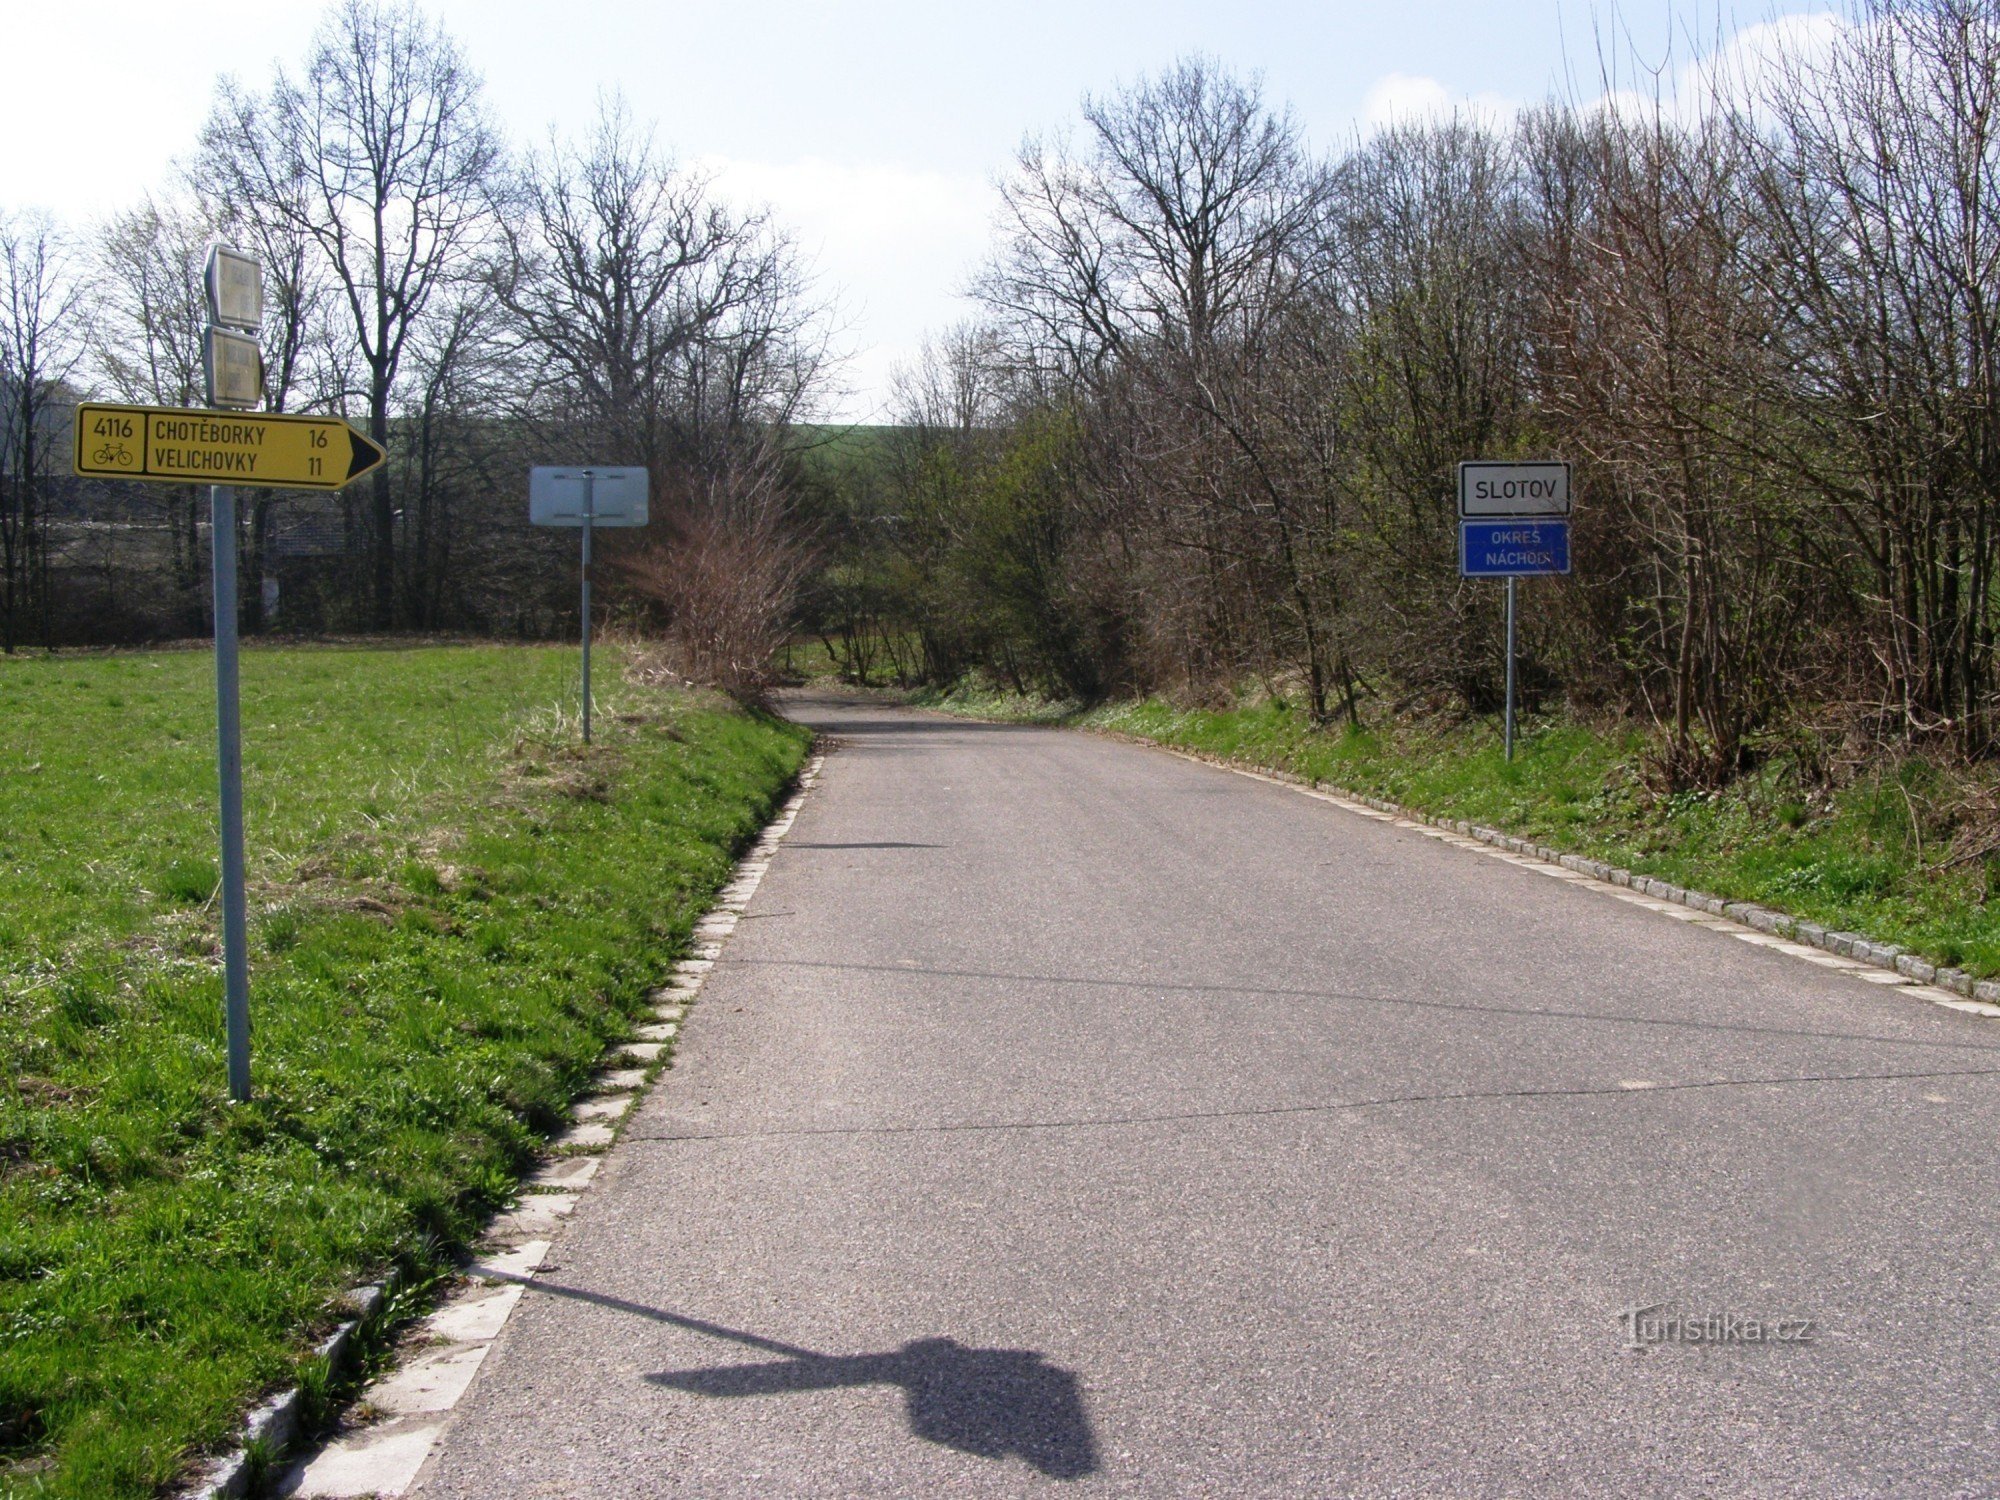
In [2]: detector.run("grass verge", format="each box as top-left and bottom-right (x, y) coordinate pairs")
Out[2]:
(915, 681), (2000, 981)
(0, 643), (808, 1497)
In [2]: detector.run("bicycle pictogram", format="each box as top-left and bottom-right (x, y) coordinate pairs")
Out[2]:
(92, 443), (133, 466)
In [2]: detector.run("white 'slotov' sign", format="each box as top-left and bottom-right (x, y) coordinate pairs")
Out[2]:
(1457, 460), (1572, 519)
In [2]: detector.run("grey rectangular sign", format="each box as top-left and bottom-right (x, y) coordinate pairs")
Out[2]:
(203, 326), (263, 410)
(205, 244), (263, 331)
(529, 466), (650, 527)
(1457, 460), (1572, 519)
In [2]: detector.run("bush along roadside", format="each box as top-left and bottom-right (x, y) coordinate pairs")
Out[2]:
(913, 683), (2000, 989)
(0, 664), (809, 1500)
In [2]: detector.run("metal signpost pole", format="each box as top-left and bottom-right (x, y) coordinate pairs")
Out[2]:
(580, 470), (595, 745)
(526, 466), (647, 747)
(201, 243), (269, 1106)
(210, 485), (253, 1101)
(1504, 574), (1517, 763)
(74, 245), (386, 1104)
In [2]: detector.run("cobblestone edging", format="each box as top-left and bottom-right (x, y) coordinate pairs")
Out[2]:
(186, 752), (826, 1500)
(1094, 729), (2000, 1022)
(187, 1279), (402, 1499)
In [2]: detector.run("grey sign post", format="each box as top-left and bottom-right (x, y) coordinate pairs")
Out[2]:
(73, 257), (380, 1106)
(205, 244), (264, 1102)
(1458, 461), (1573, 762)
(529, 467), (649, 743)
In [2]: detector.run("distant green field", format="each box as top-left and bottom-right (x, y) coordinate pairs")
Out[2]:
(794, 422), (902, 471)
(0, 644), (808, 1497)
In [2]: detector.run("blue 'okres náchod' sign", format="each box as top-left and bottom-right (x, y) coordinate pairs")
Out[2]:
(1457, 460), (1572, 577)
(1459, 519), (1571, 577)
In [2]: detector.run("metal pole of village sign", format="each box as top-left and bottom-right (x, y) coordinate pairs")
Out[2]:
(1457, 460), (1574, 766)
(1504, 575), (1517, 762)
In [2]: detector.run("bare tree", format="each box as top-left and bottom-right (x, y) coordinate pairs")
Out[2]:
(976, 58), (1338, 705)
(1520, 100), (1813, 782)
(1743, 0), (2000, 751)
(0, 211), (86, 652)
(494, 95), (762, 461)
(490, 93), (833, 668)
(193, 89), (342, 417)
(980, 57), (1320, 375)
(92, 196), (211, 408)
(91, 195), (214, 606)
(659, 225), (831, 458)
(394, 277), (508, 626)
(210, 0), (499, 627)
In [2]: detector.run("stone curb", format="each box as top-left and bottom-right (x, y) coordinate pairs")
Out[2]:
(185, 749), (826, 1500)
(1088, 728), (2000, 1016)
(189, 1282), (397, 1499)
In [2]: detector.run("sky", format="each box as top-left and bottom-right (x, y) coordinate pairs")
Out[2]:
(2, 0), (1834, 421)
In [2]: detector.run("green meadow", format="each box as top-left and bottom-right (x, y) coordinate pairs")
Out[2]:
(0, 644), (807, 1497)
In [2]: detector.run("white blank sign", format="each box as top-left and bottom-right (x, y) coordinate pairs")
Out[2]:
(529, 466), (650, 527)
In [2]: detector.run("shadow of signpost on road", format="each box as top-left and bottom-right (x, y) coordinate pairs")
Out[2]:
(502, 1275), (1099, 1481)
(649, 1336), (1098, 1480)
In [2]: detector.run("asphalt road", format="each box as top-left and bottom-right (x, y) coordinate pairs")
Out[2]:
(416, 692), (2000, 1497)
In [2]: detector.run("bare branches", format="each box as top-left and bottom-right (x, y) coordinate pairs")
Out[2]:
(849, 17), (2000, 773)
(978, 59), (1325, 386)
(203, 0), (500, 627)
(1734, 0), (2000, 748)
(493, 95), (745, 458)
(0, 212), (87, 651)
(491, 91), (830, 471)
(91, 197), (211, 408)
(619, 434), (816, 696)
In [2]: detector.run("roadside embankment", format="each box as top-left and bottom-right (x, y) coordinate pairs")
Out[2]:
(0, 644), (808, 1498)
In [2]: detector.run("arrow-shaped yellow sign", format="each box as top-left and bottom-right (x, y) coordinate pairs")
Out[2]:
(73, 402), (386, 491)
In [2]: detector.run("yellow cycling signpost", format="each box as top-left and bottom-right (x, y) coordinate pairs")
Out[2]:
(74, 403), (386, 489)
(72, 245), (386, 1104)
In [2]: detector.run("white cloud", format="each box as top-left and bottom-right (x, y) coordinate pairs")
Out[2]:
(1586, 11), (1851, 125)
(1356, 12), (1850, 139)
(700, 156), (996, 424)
(1705, 9), (1851, 88)
(1359, 72), (1514, 132)
(0, 3), (320, 220)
